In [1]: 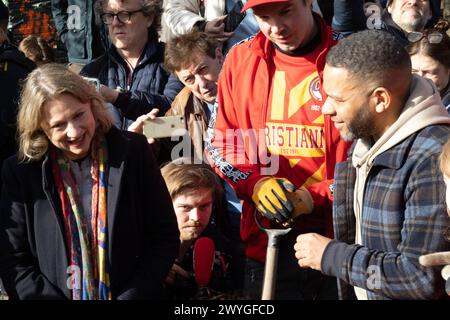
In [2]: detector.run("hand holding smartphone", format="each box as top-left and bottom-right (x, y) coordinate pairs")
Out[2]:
(143, 115), (186, 139)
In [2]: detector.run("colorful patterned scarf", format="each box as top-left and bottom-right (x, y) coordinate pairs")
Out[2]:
(51, 136), (111, 300)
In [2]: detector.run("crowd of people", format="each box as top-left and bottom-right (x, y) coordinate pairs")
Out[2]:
(0, 0), (450, 300)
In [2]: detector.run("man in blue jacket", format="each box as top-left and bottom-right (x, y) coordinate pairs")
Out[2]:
(81, 0), (183, 130)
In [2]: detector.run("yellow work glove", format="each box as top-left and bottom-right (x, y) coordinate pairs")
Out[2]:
(252, 177), (295, 223)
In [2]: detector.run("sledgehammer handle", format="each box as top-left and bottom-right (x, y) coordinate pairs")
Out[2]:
(262, 246), (279, 300)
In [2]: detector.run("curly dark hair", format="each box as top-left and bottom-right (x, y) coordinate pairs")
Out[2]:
(326, 29), (411, 87)
(141, 0), (163, 40)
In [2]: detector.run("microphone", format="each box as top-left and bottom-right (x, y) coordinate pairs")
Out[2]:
(193, 237), (215, 288)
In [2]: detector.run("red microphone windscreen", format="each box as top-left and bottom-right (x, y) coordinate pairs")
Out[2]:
(193, 237), (215, 287)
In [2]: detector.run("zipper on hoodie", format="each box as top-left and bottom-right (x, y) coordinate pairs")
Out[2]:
(261, 51), (272, 169)
(354, 162), (373, 245)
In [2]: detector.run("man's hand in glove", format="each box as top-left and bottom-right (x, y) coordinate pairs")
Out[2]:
(252, 177), (295, 223)
(252, 177), (315, 225)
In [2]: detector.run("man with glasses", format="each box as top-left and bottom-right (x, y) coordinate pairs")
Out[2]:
(81, 0), (183, 130)
(51, 0), (109, 73)
(295, 30), (450, 300)
(101, 9), (146, 24)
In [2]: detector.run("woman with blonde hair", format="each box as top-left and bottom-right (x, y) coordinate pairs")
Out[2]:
(0, 63), (179, 300)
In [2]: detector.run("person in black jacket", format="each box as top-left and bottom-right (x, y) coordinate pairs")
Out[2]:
(0, 2), (35, 196)
(0, 63), (179, 300)
(160, 160), (238, 299)
(81, 0), (183, 130)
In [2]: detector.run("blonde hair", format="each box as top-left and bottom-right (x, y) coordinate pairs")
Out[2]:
(18, 63), (113, 162)
(440, 138), (450, 178)
(160, 160), (223, 201)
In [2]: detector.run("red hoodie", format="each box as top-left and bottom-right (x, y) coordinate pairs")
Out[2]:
(206, 17), (350, 263)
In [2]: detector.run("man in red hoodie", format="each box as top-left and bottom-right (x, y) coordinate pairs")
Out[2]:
(206, 0), (350, 299)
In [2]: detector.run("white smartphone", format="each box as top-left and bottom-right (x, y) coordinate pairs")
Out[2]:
(143, 115), (186, 139)
(82, 76), (101, 92)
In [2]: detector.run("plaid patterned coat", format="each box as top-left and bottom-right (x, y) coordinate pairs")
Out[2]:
(321, 124), (450, 300)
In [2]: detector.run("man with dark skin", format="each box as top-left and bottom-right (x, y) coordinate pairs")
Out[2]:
(295, 30), (450, 300)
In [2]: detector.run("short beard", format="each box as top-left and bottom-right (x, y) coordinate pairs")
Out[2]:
(340, 130), (356, 142)
(347, 104), (375, 141)
(397, 15), (428, 32)
(180, 230), (200, 241)
(180, 221), (202, 241)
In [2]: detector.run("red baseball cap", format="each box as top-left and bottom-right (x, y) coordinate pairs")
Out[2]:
(241, 0), (290, 13)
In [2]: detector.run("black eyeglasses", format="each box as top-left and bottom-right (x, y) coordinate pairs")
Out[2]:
(101, 9), (143, 25)
(407, 31), (444, 44)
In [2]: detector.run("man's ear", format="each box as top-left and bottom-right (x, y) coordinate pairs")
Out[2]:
(371, 87), (391, 114)
(386, 1), (393, 15)
(146, 14), (154, 28)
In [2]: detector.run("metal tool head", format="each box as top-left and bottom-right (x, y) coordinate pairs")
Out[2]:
(254, 210), (292, 247)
